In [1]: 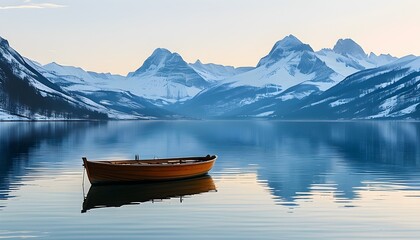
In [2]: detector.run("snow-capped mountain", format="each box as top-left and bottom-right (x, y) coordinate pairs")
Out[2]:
(316, 38), (397, 78)
(1, 34), (415, 120)
(0, 36), (107, 120)
(36, 49), (250, 106)
(368, 52), (397, 66)
(280, 56), (420, 119)
(173, 35), (402, 118)
(172, 35), (344, 118)
(26, 47), (253, 119)
(126, 48), (210, 102)
(28, 60), (126, 85)
(333, 38), (367, 59)
(190, 60), (253, 81)
(27, 59), (175, 119)
(228, 34), (336, 90)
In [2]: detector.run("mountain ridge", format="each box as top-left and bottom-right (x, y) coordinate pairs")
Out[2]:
(0, 37), (108, 120)
(1, 35), (418, 120)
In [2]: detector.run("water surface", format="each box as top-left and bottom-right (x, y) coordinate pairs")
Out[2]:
(1, 121), (420, 239)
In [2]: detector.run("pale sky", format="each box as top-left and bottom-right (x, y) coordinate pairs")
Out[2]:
(1, 0), (419, 75)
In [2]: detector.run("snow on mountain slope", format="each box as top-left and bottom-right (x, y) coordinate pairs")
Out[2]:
(315, 49), (366, 77)
(222, 35), (341, 93)
(4, 34), (411, 120)
(282, 56), (420, 119)
(126, 48), (210, 102)
(189, 60), (253, 81)
(35, 48), (251, 104)
(173, 35), (340, 117)
(0, 108), (27, 120)
(0, 38), (63, 96)
(315, 39), (398, 79)
(0, 36), (107, 120)
(257, 34), (314, 67)
(176, 35), (403, 119)
(333, 38), (367, 59)
(28, 47), (253, 118)
(43, 62), (96, 81)
(26, 59), (175, 119)
(389, 55), (419, 70)
(30, 61), (125, 86)
(229, 53), (315, 89)
(368, 52), (398, 66)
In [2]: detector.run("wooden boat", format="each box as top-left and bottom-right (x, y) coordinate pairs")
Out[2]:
(82, 155), (217, 184)
(81, 175), (216, 213)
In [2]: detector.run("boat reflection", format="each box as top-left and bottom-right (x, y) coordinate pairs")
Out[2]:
(81, 175), (216, 213)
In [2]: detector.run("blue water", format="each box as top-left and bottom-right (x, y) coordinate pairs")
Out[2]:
(1, 121), (420, 239)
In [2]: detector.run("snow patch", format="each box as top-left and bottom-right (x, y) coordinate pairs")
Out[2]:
(393, 103), (419, 116)
(0, 109), (28, 120)
(379, 96), (398, 111)
(255, 111), (274, 117)
(329, 98), (353, 107)
(278, 90), (314, 101)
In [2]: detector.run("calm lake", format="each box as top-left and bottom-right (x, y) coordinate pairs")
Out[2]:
(1, 121), (420, 239)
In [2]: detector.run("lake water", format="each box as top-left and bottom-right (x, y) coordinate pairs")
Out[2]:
(1, 121), (420, 239)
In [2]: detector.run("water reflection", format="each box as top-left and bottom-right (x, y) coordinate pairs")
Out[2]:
(0, 122), (103, 208)
(1, 121), (420, 211)
(81, 175), (216, 213)
(251, 122), (420, 206)
(1, 121), (420, 238)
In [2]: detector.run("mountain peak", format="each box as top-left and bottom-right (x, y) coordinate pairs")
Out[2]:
(129, 48), (182, 76)
(368, 52), (394, 59)
(274, 35), (303, 49)
(144, 48), (176, 63)
(44, 61), (78, 70)
(45, 61), (61, 67)
(333, 38), (366, 58)
(257, 34), (313, 67)
(150, 48), (172, 57)
(0, 36), (10, 48)
(270, 35), (313, 53)
(130, 48), (188, 77)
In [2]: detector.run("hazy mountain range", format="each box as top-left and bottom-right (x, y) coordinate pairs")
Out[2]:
(0, 35), (418, 120)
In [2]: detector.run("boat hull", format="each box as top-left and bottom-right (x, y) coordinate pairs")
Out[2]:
(83, 155), (217, 184)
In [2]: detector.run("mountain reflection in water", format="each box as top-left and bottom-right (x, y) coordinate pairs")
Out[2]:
(254, 121), (420, 206)
(1, 121), (420, 239)
(0, 121), (420, 210)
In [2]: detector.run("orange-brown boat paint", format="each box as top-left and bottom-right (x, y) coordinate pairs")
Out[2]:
(82, 155), (217, 184)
